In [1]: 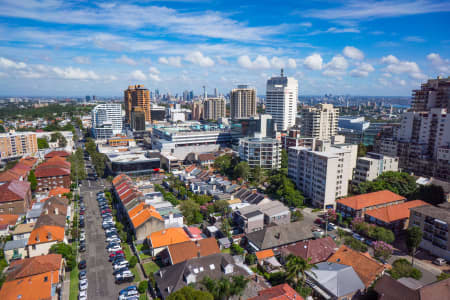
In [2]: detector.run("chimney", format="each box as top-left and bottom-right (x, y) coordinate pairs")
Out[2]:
(35, 234), (39, 242)
(47, 232), (52, 240)
(54, 207), (59, 215)
(45, 209), (49, 215)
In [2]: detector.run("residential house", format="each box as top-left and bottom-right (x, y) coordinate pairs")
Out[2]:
(4, 239), (27, 263)
(280, 236), (337, 264)
(0, 254), (65, 300)
(246, 222), (314, 251)
(0, 214), (19, 236)
(127, 202), (165, 241)
(235, 208), (264, 234)
(35, 156), (71, 192)
(0, 180), (32, 215)
(249, 283), (303, 300)
(365, 200), (429, 232)
(163, 238), (220, 265)
(327, 245), (386, 288)
(255, 249), (282, 273)
(27, 225), (66, 257)
(336, 190), (406, 218)
(48, 187), (71, 197)
(44, 150), (70, 159)
(12, 223), (35, 240)
(233, 188), (271, 205)
(26, 202), (45, 223)
(374, 274), (450, 300)
(154, 253), (251, 299)
(197, 153), (216, 167)
(305, 262), (365, 300)
(146, 227), (191, 256)
(408, 205), (450, 260)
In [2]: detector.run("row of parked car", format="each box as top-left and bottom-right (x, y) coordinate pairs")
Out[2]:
(96, 192), (137, 300)
(78, 196), (88, 300)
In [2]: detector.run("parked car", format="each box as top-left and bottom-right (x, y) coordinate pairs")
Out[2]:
(78, 290), (87, 300)
(314, 218), (322, 225)
(78, 260), (87, 270)
(119, 286), (138, 295)
(109, 250), (125, 259)
(352, 233), (365, 242)
(115, 271), (134, 284)
(109, 253), (125, 262)
(433, 257), (447, 266)
(108, 245), (122, 253)
(118, 288), (139, 300)
(113, 267), (129, 276)
(79, 245), (86, 252)
(79, 281), (88, 291)
(78, 270), (87, 280)
(113, 261), (129, 270)
(328, 223), (337, 230)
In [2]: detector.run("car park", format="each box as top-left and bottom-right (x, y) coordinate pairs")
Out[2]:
(113, 267), (129, 275)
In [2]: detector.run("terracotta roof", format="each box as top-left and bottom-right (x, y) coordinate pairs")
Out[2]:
(0, 271), (59, 300)
(35, 167), (70, 178)
(365, 200), (430, 223)
(44, 150), (70, 158)
(128, 203), (163, 228)
(185, 165), (196, 173)
(0, 214), (19, 226)
(255, 249), (275, 261)
(12, 223), (36, 235)
(0, 169), (21, 182)
(198, 153), (215, 161)
(280, 236), (337, 264)
(327, 245), (385, 287)
(249, 283), (304, 300)
(168, 238), (220, 265)
(48, 187), (71, 197)
(19, 156), (38, 167)
(39, 156), (71, 169)
(336, 190), (405, 210)
(0, 180), (30, 203)
(5, 253), (62, 280)
(112, 174), (131, 186)
(149, 227), (190, 249)
(28, 225), (65, 245)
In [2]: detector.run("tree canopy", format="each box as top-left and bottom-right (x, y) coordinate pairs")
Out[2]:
(28, 170), (37, 191)
(266, 170), (304, 208)
(37, 138), (49, 149)
(180, 199), (203, 225)
(201, 276), (249, 300)
(354, 171), (417, 197)
(166, 286), (213, 300)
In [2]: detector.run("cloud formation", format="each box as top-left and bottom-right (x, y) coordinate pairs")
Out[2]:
(130, 70), (147, 81)
(343, 46), (364, 60)
(185, 51), (214, 67)
(427, 53), (450, 74)
(303, 53), (323, 70)
(158, 56), (182, 67)
(116, 55), (137, 66)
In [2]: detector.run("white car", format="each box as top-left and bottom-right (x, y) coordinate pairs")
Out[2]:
(328, 223), (337, 230)
(108, 238), (121, 244)
(106, 235), (119, 241)
(108, 245), (122, 252)
(113, 261), (129, 270)
(79, 281), (88, 291)
(79, 279), (88, 286)
(78, 290), (87, 300)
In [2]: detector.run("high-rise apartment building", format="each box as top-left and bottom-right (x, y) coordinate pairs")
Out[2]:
(91, 103), (123, 139)
(230, 85), (257, 119)
(288, 146), (354, 209)
(0, 131), (38, 160)
(353, 152), (399, 185)
(238, 137), (281, 170)
(204, 97), (225, 120)
(300, 104), (339, 139)
(124, 85), (151, 123)
(192, 101), (204, 120)
(266, 69), (298, 131)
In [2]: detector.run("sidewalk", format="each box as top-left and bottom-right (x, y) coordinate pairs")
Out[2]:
(61, 274), (71, 300)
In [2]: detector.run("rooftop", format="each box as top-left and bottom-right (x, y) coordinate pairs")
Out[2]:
(280, 236), (337, 264)
(337, 190), (405, 210)
(410, 205), (450, 224)
(0, 180), (30, 203)
(148, 227), (190, 249)
(167, 238), (221, 265)
(365, 200), (430, 223)
(248, 283), (303, 300)
(28, 225), (65, 245)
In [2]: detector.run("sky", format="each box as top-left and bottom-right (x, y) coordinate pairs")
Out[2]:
(0, 0), (449, 97)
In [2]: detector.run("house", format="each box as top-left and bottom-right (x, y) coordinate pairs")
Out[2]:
(197, 153), (216, 167)
(27, 225), (66, 257)
(280, 236), (337, 264)
(374, 274), (450, 300)
(35, 156), (71, 192)
(255, 249), (282, 273)
(128, 202), (164, 241)
(327, 245), (386, 288)
(235, 208), (264, 234)
(336, 190), (406, 218)
(4, 239), (27, 263)
(44, 150), (70, 159)
(184, 226), (204, 241)
(305, 262), (365, 300)
(0, 180), (32, 215)
(12, 222), (35, 240)
(0, 254), (65, 300)
(0, 214), (19, 236)
(164, 238), (220, 265)
(249, 283), (303, 300)
(26, 202), (45, 223)
(147, 227), (191, 256)
(233, 188), (271, 205)
(365, 200), (429, 232)
(154, 253), (251, 299)
(246, 222), (314, 251)
(19, 156), (38, 168)
(48, 187), (71, 197)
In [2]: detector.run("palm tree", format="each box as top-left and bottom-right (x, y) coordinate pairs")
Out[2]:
(285, 255), (317, 289)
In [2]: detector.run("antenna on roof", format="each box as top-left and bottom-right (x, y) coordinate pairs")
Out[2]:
(280, 68), (284, 77)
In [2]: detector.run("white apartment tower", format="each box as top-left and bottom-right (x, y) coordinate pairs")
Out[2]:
(230, 85), (257, 119)
(238, 137), (281, 170)
(353, 152), (399, 185)
(204, 97), (226, 120)
(300, 104), (339, 139)
(91, 103), (123, 139)
(266, 69), (298, 131)
(288, 146), (354, 209)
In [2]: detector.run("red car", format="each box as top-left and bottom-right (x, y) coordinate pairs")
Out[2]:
(80, 211), (85, 215)
(314, 218), (322, 225)
(102, 209), (112, 214)
(109, 250), (125, 259)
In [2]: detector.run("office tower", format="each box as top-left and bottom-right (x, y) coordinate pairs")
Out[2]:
(204, 97), (225, 120)
(300, 104), (339, 139)
(92, 95), (96, 101)
(214, 88), (218, 97)
(150, 105), (166, 122)
(266, 69), (298, 131)
(288, 146), (354, 209)
(189, 91), (194, 101)
(91, 103), (123, 139)
(353, 153), (399, 185)
(238, 137), (281, 170)
(131, 107), (146, 131)
(411, 77), (450, 111)
(85, 95), (91, 102)
(192, 101), (204, 120)
(230, 85), (257, 119)
(0, 131), (38, 160)
(124, 85), (151, 123)
(183, 90), (189, 101)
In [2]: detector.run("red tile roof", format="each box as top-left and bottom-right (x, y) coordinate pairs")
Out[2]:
(0, 170), (21, 182)
(0, 180), (30, 203)
(336, 190), (405, 210)
(44, 150), (70, 158)
(128, 203), (163, 228)
(19, 156), (38, 167)
(255, 249), (275, 261)
(148, 228), (190, 248)
(0, 214), (19, 227)
(168, 238), (220, 265)
(6, 253), (62, 281)
(28, 226), (65, 245)
(0, 271), (60, 300)
(38, 156), (71, 170)
(365, 200), (430, 223)
(249, 283), (303, 300)
(48, 187), (71, 197)
(280, 236), (337, 264)
(35, 167), (70, 178)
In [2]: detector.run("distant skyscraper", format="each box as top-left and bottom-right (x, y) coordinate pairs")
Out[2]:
(124, 85), (151, 123)
(266, 69), (298, 131)
(192, 101), (204, 120)
(183, 90), (189, 101)
(301, 104), (339, 139)
(204, 97), (225, 120)
(214, 88), (218, 97)
(85, 95), (91, 102)
(189, 90), (194, 101)
(230, 85), (257, 119)
(91, 103), (123, 139)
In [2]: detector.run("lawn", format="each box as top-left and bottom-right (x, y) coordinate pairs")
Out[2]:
(69, 267), (79, 300)
(131, 265), (141, 282)
(136, 244), (152, 260)
(143, 261), (159, 276)
(221, 248), (231, 254)
(139, 294), (148, 300)
(123, 243), (133, 259)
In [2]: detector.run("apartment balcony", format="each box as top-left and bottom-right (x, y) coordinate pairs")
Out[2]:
(424, 226), (434, 234)
(424, 218), (435, 225)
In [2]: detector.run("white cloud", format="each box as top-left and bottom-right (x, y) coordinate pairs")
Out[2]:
(381, 55), (426, 79)
(300, 22), (312, 27)
(184, 51), (214, 67)
(404, 36), (425, 42)
(116, 55), (137, 66)
(325, 55), (348, 71)
(73, 56), (91, 64)
(158, 56), (182, 67)
(427, 53), (450, 74)
(52, 67), (99, 80)
(105, 75), (118, 81)
(270, 57), (285, 68)
(381, 55), (399, 64)
(383, 73), (392, 77)
(287, 58), (297, 69)
(130, 70), (147, 81)
(350, 62), (375, 77)
(237, 55), (271, 69)
(0, 57), (27, 69)
(322, 69), (344, 78)
(149, 66), (160, 74)
(307, 27), (360, 36)
(148, 73), (161, 82)
(216, 56), (228, 65)
(303, 53), (323, 70)
(399, 79), (406, 86)
(343, 46), (364, 60)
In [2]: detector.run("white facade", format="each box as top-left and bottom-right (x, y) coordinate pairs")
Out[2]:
(230, 85), (257, 119)
(288, 146), (354, 209)
(238, 137), (281, 170)
(266, 70), (298, 131)
(91, 103), (123, 138)
(300, 104), (339, 139)
(353, 153), (399, 185)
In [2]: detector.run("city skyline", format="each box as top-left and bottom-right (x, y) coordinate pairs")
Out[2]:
(0, 0), (449, 97)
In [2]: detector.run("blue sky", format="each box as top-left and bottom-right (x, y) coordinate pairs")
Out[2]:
(0, 0), (449, 97)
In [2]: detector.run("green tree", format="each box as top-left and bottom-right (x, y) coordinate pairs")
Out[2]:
(413, 184), (446, 205)
(406, 227), (423, 266)
(245, 253), (257, 265)
(234, 161), (250, 181)
(28, 170), (37, 191)
(437, 272), (450, 281)
(37, 138), (49, 149)
(180, 199), (203, 225)
(266, 170), (304, 208)
(201, 276), (249, 300)
(291, 210), (304, 222)
(213, 200), (230, 214)
(285, 255), (316, 289)
(138, 281), (148, 294)
(0, 125), (5, 133)
(250, 165), (263, 185)
(357, 143), (367, 157)
(49, 242), (76, 271)
(281, 149), (288, 169)
(389, 259), (422, 280)
(213, 155), (232, 175)
(167, 286), (213, 300)
(230, 243), (244, 255)
(355, 171), (417, 198)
